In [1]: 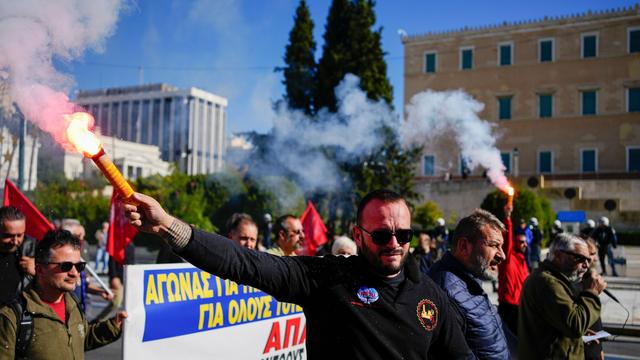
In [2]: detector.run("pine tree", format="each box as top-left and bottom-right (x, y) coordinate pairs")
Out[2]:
(282, 0), (317, 115)
(315, 0), (392, 111)
(314, 0), (352, 112)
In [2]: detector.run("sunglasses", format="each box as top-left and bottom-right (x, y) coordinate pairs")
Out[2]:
(560, 250), (591, 265)
(357, 225), (413, 245)
(48, 261), (87, 272)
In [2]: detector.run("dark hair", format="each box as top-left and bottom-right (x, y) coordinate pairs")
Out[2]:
(451, 209), (506, 249)
(273, 214), (297, 238)
(356, 189), (408, 225)
(0, 206), (25, 225)
(35, 229), (81, 264)
(226, 213), (256, 234)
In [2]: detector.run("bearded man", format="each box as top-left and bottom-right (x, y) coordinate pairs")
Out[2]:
(518, 233), (605, 360)
(429, 209), (509, 360)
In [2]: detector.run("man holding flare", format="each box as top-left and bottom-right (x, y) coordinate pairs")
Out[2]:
(124, 189), (473, 359)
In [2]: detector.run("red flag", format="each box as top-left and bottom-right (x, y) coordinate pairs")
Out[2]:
(3, 179), (54, 240)
(299, 201), (328, 256)
(107, 190), (138, 264)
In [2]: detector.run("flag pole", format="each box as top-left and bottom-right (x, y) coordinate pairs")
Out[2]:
(81, 257), (113, 298)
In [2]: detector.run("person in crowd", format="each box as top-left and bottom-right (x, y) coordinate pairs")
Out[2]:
(497, 206), (528, 337)
(0, 229), (126, 359)
(413, 231), (436, 273)
(62, 220), (111, 312)
(516, 219), (533, 270)
(94, 222), (109, 274)
(433, 217), (449, 259)
(0, 206), (35, 303)
(528, 217), (543, 270)
(226, 213), (258, 250)
(94, 243), (135, 322)
(124, 189), (473, 358)
(592, 216), (618, 277)
(518, 233), (605, 360)
(266, 214), (305, 256)
(550, 219), (563, 242)
(330, 235), (357, 257)
(580, 219), (596, 240)
(579, 238), (605, 360)
(428, 208), (509, 360)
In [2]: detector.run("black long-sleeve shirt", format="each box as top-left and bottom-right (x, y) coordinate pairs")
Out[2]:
(176, 228), (473, 359)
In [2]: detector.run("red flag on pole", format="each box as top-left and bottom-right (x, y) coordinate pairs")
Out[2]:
(3, 179), (54, 240)
(107, 190), (138, 264)
(299, 201), (328, 256)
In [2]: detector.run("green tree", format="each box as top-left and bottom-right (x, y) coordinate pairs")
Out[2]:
(33, 180), (109, 243)
(314, 0), (351, 112)
(480, 186), (556, 242)
(413, 201), (444, 230)
(315, 0), (392, 111)
(281, 0), (316, 115)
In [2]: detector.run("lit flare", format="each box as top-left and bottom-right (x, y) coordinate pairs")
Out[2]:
(65, 112), (136, 202)
(502, 184), (515, 207)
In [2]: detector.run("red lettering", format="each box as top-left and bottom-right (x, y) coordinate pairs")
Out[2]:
(283, 317), (301, 347)
(263, 321), (282, 354)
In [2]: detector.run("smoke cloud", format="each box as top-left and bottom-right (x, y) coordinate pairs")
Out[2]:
(241, 76), (509, 198)
(401, 89), (509, 189)
(0, 0), (124, 144)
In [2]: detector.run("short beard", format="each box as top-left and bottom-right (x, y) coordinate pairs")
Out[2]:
(359, 245), (408, 277)
(470, 253), (498, 281)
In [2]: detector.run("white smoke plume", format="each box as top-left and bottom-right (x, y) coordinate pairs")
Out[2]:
(401, 90), (509, 190)
(251, 74), (399, 193)
(0, 0), (124, 144)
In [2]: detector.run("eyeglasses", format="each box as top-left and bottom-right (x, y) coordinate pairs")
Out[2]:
(357, 225), (413, 245)
(48, 261), (86, 272)
(560, 250), (591, 265)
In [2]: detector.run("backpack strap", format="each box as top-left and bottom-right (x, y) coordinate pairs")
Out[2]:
(7, 296), (33, 359)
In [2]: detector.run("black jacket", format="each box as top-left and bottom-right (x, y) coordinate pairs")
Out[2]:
(177, 229), (473, 359)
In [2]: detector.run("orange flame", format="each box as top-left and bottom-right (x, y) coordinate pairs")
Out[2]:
(65, 112), (101, 156)
(501, 183), (515, 207)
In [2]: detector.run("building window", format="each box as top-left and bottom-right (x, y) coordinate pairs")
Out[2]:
(423, 155), (435, 176)
(424, 52), (437, 73)
(628, 88), (640, 112)
(581, 33), (597, 58)
(501, 152), (512, 174)
(460, 47), (473, 70)
(538, 151), (553, 173)
(581, 149), (597, 173)
(498, 96), (512, 120)
(539, 94), (553, 118)
(581, 91), (597, 115)
(629, 147), (640, 172)
(539, 39), (554, 62)
(629, 27), (640, 53)
(498, 42), (512, 66)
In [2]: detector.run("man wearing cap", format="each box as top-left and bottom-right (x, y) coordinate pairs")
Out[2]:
(124, 189), (473, 359)
(528, 217), (543, 270)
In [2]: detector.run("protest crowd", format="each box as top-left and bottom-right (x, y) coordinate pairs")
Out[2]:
(0, 181), (622, 359)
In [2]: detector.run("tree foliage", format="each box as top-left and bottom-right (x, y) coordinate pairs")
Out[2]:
(413, 201), (444, 231)
(480, 186), (556, 241)
(315, 0), (392, 112)
(32, 180), (110, 244)
(282, 0), (316, 115)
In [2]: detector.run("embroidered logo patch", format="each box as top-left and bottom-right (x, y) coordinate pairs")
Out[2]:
(416, 299), (438, 331)
(78, 324), (85, 339)
(356, 286), (379, 304)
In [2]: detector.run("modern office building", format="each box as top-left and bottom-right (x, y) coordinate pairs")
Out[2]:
(74, 83), (227, 175)
(403, 6), (640, 229)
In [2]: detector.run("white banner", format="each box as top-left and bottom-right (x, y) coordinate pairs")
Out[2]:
(123, 263), (307, 359)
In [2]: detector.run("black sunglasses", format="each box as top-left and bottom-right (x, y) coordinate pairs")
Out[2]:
(357, 225), (413, 245)
(48, 261), (87, 272)
(560, 250), (590, 264)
